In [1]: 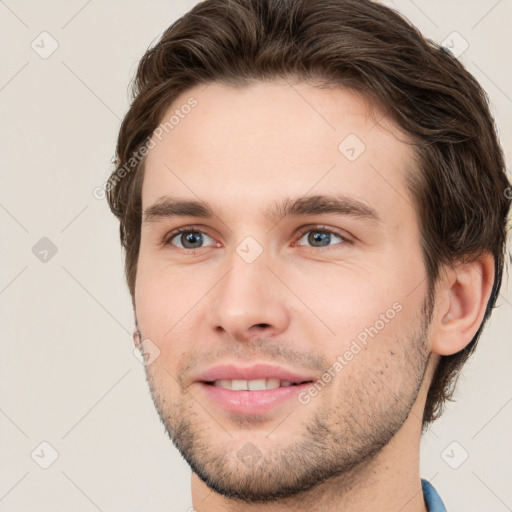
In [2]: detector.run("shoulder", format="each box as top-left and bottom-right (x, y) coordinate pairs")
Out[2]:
(421, 479), (447, 512)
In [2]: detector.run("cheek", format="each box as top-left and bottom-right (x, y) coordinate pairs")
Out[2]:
(288, 261), (425, 368)
(135, 269), (200, 381)
(320, 311), (425, 407)
(286, 264), (403, 332)
(134, 257), (204, 340)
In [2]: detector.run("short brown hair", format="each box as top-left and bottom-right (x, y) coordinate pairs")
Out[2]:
(107, 0), (511, 427)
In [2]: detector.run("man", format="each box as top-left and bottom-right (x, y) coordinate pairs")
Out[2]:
(106, 0), (511, 510)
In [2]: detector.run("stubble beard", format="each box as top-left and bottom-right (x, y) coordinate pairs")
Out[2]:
(141, 309), (431, 503)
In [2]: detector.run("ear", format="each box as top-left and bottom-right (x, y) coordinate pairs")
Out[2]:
(132, 304), (142, 348)
(431, 252), (495, 356)
(133, 314), (141, 348)
(133, 328), (141, 348)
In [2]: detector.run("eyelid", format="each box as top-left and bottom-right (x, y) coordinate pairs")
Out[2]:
(293, 224), (353, 246)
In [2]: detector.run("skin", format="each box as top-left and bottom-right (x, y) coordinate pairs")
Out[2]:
(134, 79), (494, 511)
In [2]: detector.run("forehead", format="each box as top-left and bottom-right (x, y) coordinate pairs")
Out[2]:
(141, 80), (417, 225)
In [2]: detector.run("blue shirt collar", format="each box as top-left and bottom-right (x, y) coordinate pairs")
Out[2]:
(422, 479), (447, 512)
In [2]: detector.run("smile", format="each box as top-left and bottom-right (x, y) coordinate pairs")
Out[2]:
(208, 378), (308, 390)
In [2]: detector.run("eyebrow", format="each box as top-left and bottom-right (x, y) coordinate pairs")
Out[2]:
(142, 194), (380, 224)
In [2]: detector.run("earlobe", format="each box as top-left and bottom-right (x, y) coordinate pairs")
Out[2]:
(432, 252), (495, 356)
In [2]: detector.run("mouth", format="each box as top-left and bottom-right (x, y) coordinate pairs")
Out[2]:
(203, 378), (313, 390)
(194, 364), (317, 415)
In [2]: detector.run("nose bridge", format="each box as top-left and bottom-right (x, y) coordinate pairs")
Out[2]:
(209, 240), (289, 339)
(217, 244), (273, 315)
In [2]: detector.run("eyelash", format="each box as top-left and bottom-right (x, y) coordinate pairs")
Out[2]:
(294, 225), (351, 246)
(162, 225), (352, 252)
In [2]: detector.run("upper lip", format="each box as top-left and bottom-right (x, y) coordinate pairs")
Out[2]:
(196, 363), (316, 384)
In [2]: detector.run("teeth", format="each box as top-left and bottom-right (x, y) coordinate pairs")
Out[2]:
(266, 378), (280, 389)
(213, 379), (232, 389)
(231, 379), (247, 391)
(248, 379), (266, 390)
(211, 378), (296, 390)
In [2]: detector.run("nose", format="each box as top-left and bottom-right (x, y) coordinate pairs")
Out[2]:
(207, 249), (290, 343)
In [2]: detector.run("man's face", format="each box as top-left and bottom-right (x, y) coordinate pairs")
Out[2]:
(135, 80), (433, 501)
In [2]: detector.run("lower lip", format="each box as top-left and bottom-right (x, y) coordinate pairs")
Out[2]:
(197, 382), (312, 414)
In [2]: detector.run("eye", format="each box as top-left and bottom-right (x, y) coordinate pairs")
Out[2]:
(165, 228), (217, 250)
(162, 225), (350, 251)
(294, 226), (348, 248)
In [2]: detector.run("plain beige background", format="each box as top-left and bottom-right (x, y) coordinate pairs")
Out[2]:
(1, 0), (511, 510)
